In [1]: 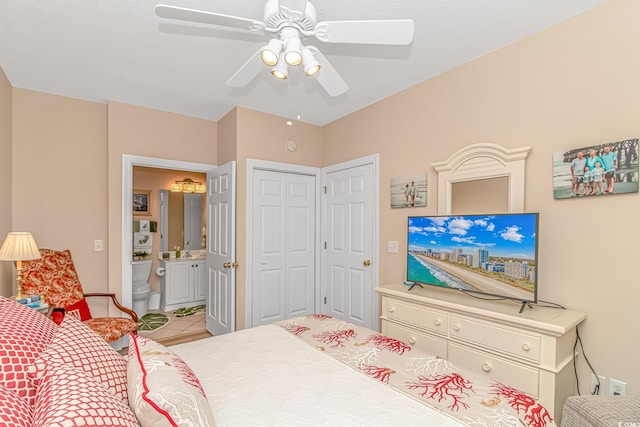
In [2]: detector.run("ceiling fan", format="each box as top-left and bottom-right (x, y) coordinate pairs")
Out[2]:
(155, 0), (414, 97)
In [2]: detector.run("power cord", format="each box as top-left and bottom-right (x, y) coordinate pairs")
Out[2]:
(573, 324), (600, 395)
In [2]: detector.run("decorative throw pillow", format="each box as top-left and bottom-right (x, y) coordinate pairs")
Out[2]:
(31, 360), (138, 427)
(64, 297), (92, 321)
(0, 297), (57, 407)
(127, 333), (216, 427)
(29, 314), (128, 404)
(0, 384), (33, 427)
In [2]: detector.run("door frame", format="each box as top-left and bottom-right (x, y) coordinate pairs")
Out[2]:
(245, 158), (321, 328)
(121, 154), (216, 310)
(321, 153), (380, 329)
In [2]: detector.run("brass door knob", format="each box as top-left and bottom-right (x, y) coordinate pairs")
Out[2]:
(363, 260), (371, 266)
(223, 262), (231, 268)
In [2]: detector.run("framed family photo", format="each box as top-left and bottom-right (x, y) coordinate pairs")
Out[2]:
(391, 174), (427, 208)
(552, 138), (638, 199)
(133, 189), (151, 216)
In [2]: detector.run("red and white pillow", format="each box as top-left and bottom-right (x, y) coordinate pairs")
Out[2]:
(0, 384), (33, 427)
(0, 297), (57, 407)
(31, 360), (138, 427)
(127, 333), (216, 427)
(29, 314), (128, 404)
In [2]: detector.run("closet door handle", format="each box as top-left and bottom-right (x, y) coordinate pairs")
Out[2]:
(223, 262), (231, 268)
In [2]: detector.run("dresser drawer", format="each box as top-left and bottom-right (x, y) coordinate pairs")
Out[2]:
(381, 320), (447, 358)
(448, 343), (539, 398)
(449, 316), (541, 362)
(382, 297), (448, 335)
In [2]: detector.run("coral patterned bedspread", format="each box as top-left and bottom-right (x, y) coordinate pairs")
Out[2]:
(173, 315), (556, 427)
(277, 315), (555, 427)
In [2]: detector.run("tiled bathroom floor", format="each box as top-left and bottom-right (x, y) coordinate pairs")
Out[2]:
(138, 308), (211, 345)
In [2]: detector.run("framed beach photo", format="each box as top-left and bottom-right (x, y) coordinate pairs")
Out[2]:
(553, 138), (639, 199)
(133, 189), (151, 216)
(391, 174), (427, 208)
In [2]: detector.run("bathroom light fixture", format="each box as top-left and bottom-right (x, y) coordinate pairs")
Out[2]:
(171, 178), (206, 193)
(0, 232), (41, 300)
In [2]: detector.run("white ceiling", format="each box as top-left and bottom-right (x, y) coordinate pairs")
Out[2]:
(0, 0), (610, 126)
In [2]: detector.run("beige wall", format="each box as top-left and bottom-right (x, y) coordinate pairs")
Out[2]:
(107, 102), (217, 298)
(11, 89), (110, 314)
(217, 108), (238, 165)
(0, 67), (12, 296)
(323, 0), (639, 394)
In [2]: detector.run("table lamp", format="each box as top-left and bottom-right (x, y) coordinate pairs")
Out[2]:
(0, 232), (41, 300)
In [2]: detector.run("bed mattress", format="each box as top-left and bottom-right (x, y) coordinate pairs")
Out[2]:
(172, 315), (555, 427)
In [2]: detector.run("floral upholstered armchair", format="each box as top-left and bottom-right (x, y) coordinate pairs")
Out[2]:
(21, 248), (138, 342)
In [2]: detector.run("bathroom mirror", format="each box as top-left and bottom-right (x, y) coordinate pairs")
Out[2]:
(432, 143), (531, 215)
(159, 190), (204, 252)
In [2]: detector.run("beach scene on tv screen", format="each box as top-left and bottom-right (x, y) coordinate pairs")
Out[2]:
(407, 214), (537, 301)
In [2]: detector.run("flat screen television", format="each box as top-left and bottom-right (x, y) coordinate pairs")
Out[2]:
(407, 213), (539, 305)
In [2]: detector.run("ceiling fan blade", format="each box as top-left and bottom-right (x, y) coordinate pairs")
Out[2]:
(227, 50), (264, 88)
(306, 46), (348, 97)
(314, 19), (414, 45)
(155, 4), (265, 34)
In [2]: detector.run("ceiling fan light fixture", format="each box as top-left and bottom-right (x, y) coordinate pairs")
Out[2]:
(260, 39), (282, 66)
(302, 47), (320, 76)
(283, 37), (303, 66)
(271, 54), (288, 79)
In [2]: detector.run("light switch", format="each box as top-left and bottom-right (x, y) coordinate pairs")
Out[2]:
(388, 240), (399, 254)
(94, 240), (104, 252)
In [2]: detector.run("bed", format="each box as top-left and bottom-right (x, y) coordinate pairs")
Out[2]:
(0, 296), (556, 427)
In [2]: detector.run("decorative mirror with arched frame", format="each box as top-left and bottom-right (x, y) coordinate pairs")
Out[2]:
(432, 143), (531, 215)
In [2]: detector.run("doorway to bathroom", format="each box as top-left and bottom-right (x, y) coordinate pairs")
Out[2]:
(122, 155), (234, 344)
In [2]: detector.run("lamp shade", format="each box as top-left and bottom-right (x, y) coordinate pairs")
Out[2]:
(0, 232), (41, 261)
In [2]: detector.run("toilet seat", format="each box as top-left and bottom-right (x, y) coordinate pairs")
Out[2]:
(133, 282), (151, 293)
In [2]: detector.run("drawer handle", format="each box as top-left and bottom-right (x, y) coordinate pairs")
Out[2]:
(388, 306), (395, 313)
(481, 363), (492, 373)
(408, 337), (416, 345)
(434, 319), (442, 327)
(453, 324), (461, 332)
(522, 343), (531, 352)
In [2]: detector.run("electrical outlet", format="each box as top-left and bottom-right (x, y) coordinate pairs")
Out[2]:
(609, 378), (627, 395)
(591, 374), (606, 395)
(388, 240), (399, 254)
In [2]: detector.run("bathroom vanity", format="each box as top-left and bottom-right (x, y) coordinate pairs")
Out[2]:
(160, 258), (207, 311)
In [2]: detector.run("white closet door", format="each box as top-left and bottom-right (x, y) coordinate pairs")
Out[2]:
(252, 170), (315, 326)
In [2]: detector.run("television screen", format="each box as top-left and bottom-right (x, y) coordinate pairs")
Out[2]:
(407, 213), (539, 304)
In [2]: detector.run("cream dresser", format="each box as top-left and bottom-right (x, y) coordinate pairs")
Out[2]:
(376, 283), (586, 422)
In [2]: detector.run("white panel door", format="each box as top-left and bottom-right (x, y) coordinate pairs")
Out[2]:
(206, 161), (236, 336)
(323, 162), (375, 329)
(252, 169), (315, 326)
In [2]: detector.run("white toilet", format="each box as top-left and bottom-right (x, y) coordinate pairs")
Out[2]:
(132, 230), (153, 317)
(132, 260), (152, 317)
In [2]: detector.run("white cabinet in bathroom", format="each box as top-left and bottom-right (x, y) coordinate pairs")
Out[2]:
(160, 259), (207, 311)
